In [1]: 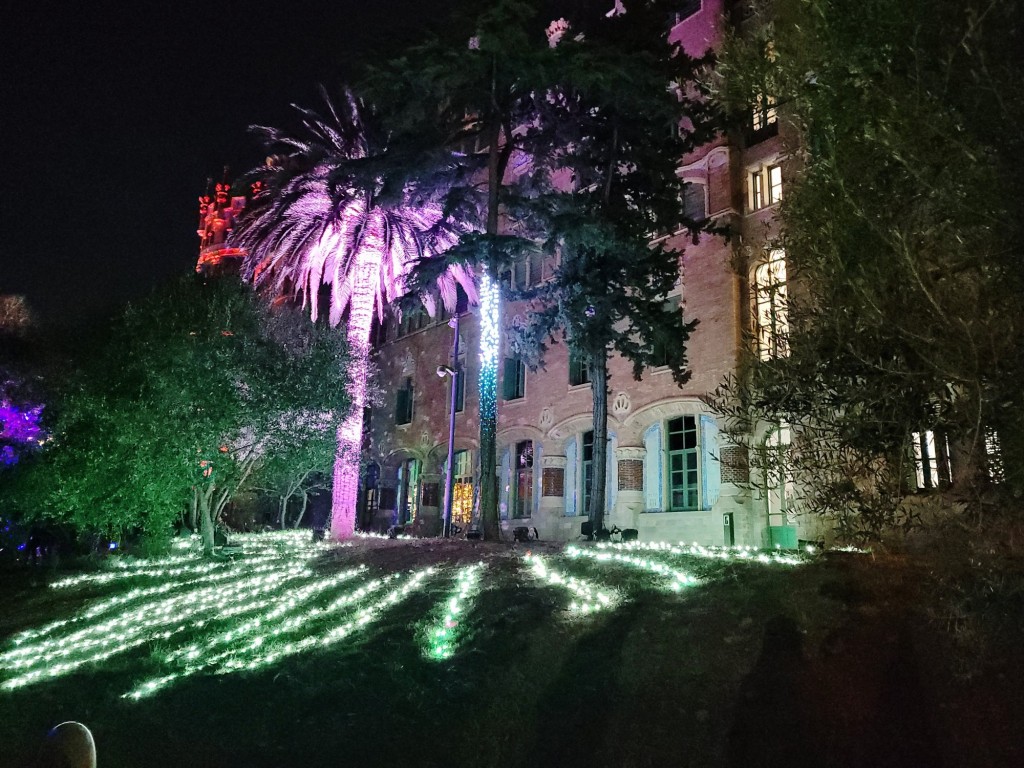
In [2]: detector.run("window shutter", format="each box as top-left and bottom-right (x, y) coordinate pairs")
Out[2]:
(700, 415), (721, 510)
(499, 446), (512, 520)
(643, 423), (662, 511)
(606, 432), (617, 514)
(502, 358), (516, 400)
(532, 442), (542, 517)
(564, 437), (578, 517)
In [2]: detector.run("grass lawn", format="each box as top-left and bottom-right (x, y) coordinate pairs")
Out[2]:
(0, 532), (1021, 767)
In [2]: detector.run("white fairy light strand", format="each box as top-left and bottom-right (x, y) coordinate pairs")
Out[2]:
(565, 545), (700, 591)
(525, 553), (615, 614)
(593, 540), (807, 566)
(422, 562), (486, 660)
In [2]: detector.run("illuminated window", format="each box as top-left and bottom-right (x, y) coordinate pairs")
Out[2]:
(912, 429), (952, 490)
(752, 93), (777, 132)
(985, 428), (1005, 484)
(750, 164), (782, 211)
(449, 450), (474, 527)
(513, 441), (534, 519)
(754, 250), (789, 360)
(502, 357), (526, 400)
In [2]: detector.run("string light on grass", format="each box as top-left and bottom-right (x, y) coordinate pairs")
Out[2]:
(422, 562), (485, 660)
(566, 545), (700, 591)
(595, 541), (807, 567)
(525, 554), (615, 614)
(14, 557), (310, 646)
(212, 567), (436, 675)
(123, 570), (402, 699)
(2, 561), (317, 689)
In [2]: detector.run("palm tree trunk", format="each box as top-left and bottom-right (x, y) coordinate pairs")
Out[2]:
(589, 351), (609, 532)
(331, 250), (377, 540)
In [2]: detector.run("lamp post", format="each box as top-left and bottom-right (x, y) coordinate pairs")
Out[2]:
(438, 313), (461, 538)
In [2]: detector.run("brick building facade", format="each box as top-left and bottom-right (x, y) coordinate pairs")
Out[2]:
(364, 2), (797, 546)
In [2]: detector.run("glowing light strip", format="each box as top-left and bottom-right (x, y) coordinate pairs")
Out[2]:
(422, 563), (485, 660)
(525, 554), (615, 614)
(214, 568), (435, 674)
(2, 564), (315, 687)
(166, 565), (366, 662)
(566, 545), (699, 591)
(596, 541), (806, 566)
(15, 557), (306, 644)
(124, 571), (408, 699)
(477, 272), (499, 425)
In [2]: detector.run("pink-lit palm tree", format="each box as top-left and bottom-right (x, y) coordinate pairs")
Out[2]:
(232, 91), (474, 539)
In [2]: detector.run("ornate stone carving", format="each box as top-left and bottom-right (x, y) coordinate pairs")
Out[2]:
(539, 407), (554, 430)
(611, 391), (632, 417)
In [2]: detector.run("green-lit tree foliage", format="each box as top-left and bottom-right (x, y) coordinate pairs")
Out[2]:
(11, 277), (349, 554)
(711, 0), (1024, 538)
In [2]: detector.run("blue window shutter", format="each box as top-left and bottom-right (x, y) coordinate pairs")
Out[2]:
(499, 446), (512, 520)
(564, 437), (578, 517)
(700, 415), (721, 510)
(533, 442), (542, 517)
(606, 432), (618, 515)
(643, 423), (662, 511)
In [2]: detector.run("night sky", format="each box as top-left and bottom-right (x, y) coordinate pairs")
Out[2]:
(1, 1), (458, 324)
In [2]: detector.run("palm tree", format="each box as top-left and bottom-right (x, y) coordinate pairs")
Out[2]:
(232, 90), (474, 540)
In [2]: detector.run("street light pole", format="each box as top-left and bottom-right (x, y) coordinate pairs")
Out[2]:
(441, 313), (460, 538)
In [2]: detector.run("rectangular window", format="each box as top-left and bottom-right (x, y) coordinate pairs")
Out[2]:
(912, 429), (952, 490)
(513, 440), (534, 519)
(750, 171), (764, 211)
(395, 377), (414, 425)
(396, 307), (429, 338)
(582, 430), (595, 516)
(667, 416), (699, 510)
(397, 458), (420, 524)
(985, 428), (1005, 484)
(569, 354), (590, 387)
(754, 250), (789, 360)
(650, 296), (682, 368)
(682, 182), (707, 221)
(449, 450), (475, 527)
(749, 165), (782, 211)
(502, 357), (526, 400)
(752, 93), (778, 132)
(768, 165), (783, 204)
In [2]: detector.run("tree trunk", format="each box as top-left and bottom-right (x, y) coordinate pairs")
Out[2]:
(331, 248), (377, 541)
(279, 494), (289, 529)
(198, 488), (216, 556)
(588, 350), (609, 532)
(293, 491), (310, 529)
(478, 112), (503, 541)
